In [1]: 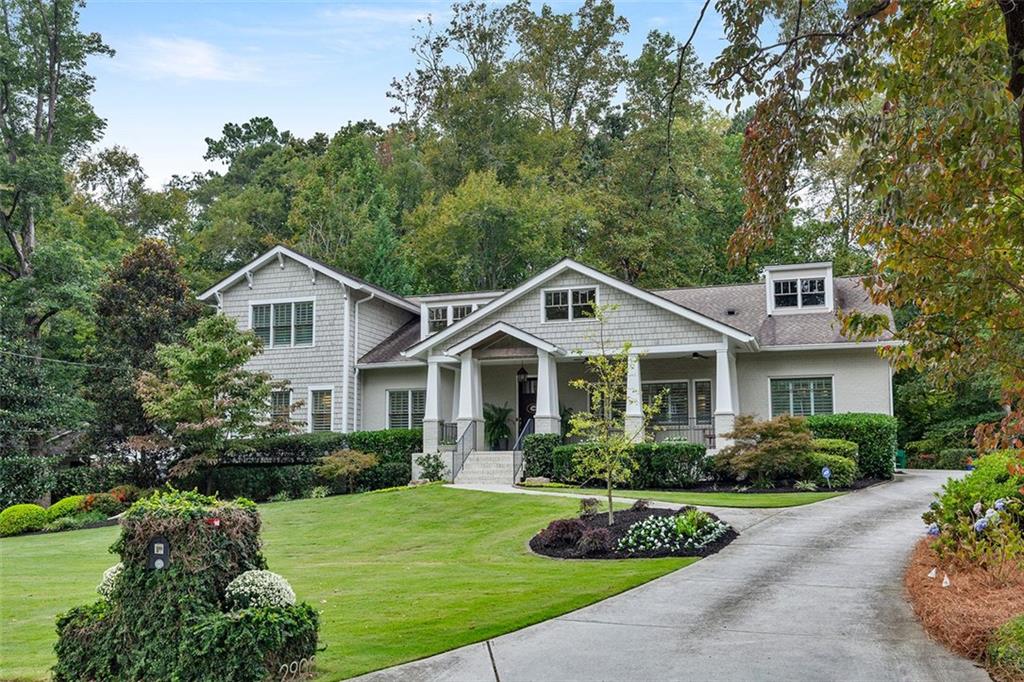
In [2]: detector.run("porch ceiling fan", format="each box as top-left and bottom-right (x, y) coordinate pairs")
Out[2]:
(691, 352), (708, 360)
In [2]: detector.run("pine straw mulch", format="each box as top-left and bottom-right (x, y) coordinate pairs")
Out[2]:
(905, 538), (1024, 680)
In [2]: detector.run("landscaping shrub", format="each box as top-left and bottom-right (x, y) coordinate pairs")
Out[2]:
(578, 497), (600, 517)
(97, 563), (123, 599)
(926, 451), (1024, 530)
(575, 527), (612, 556)
(905, 412), (1006, 468)
(550, 444), (580, 482)
(804, 452), (859, 488)
(811, 438), (859, 462)
(988, 614), (1024, 676)
(355, 460), (410, 491)
(194, 465), (317, 502)
(53, 489), (318, 681)
(51, 462), (132, 500)
(630, 498), (650, 511)
(47, 495), (87, 522)
(108, 484), (144, 505)
(43, 511), (107, 533)
(0, 454), (57, 508)
(221, 431), (348, 465)
(936, 448), (975, 470)
(316, 450), (378, 493)
(0, 503), (48, 536)
(523, 433), (563, 478)
(535, 518), (586, 549)
(415, 453), (447, 481)
(807, 413), (898, 479)
(309, 485), (329, 499)
(631, 441), (710, 488)
(715, 414), (815, 484)
(81, 492), (126, 517)
(347, 429), (421, 465)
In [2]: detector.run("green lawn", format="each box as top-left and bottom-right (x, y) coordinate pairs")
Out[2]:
(0, 486), (691, 681)
(520, 485), (844, 508)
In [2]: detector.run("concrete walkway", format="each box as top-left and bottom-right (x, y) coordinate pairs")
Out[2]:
(357, 471), (988, 682)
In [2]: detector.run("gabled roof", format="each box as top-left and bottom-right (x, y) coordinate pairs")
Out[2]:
(197, 245), (419, 314)
(402, 259), (755, 359)
(446, 322), (566, 356)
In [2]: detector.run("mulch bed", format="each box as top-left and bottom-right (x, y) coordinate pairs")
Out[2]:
(905, 538), (1024, 671)
(529, 506), (738, 560)
(681, 476), (888, 494)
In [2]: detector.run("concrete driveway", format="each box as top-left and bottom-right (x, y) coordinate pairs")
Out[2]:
(357, 471), (989, 682)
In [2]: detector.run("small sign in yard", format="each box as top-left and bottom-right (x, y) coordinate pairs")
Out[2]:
(821, 466), (832, 489)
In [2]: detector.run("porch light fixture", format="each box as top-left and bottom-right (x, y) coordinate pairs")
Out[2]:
(517, 364), (528, 383)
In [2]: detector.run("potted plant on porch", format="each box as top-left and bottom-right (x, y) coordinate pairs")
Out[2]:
(484, 403), (514, 450)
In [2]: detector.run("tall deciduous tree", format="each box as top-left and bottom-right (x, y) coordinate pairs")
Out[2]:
(709, 0), (1024, 451)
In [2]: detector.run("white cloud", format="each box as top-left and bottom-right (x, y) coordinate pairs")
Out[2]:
(118, 37), (265, 82)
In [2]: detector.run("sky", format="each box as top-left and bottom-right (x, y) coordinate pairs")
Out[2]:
(81, 0), (733, 188)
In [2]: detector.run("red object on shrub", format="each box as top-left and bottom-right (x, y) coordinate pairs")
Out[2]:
(204, 517), (221, 528)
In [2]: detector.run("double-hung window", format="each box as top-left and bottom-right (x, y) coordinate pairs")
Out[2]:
(309, 389), (333, 432)
(544, 286), (596, 322)
(428, 306), (448, 333)
(452, 305), (473, 323)
(270, 389), (292, 424)
(773, 280), (799, 308)
(387, 389), (426, 429)
(251, 301), (314, 348)
(770, 377), (833, 417)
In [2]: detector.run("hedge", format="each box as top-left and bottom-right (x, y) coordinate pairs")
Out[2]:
(526, 440), (710, 489)
(807, 413), (898, 479)
(935, 448), (975, 470)
(0, 455), (57, 508)
(47, 495), (87, 523)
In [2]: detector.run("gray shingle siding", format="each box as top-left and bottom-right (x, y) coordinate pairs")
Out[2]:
(439, 271), (721, 353)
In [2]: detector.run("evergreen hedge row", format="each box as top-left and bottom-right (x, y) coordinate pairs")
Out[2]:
(807, 413), (898, 479)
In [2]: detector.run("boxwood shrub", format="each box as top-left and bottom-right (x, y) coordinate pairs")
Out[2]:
(807, 413), (897, 479)
(538, 441), (711, 489)
(47, 495), (87, 522)
(811, 438), (859, 463)
(0, 503), (48, 537)
(804, 452), (859, 488)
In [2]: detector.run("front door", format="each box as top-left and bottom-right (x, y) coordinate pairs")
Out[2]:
(517, 376), (537, 434)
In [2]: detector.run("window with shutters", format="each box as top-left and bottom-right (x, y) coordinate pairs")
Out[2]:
(270, 390), (292, 424)
(310, 389), (333, 432)
(387, 389), (426, 429)
(642, 382), (689, 424)
(543, 286), (597, 321)
(770, 377), (833, 417)
(251, 300), (314, 348)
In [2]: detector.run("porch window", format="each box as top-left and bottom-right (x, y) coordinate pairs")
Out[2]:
(270, 389), (292, 424)
(642, 382), (688, 424)
(387, 389), (426, 429)
(428, 306), (448, 333)
(694, 380), (713, 424)
(773, 280), (798, 308)
(770, 377), (833, 417)
(544, 286), (597, 321)
(252, 301), (314, 348)
(310, 389), (333, 432)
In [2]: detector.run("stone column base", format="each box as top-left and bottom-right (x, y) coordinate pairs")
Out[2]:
(533, 415), (560, 436)
(624, 414), (645, 443)
(422, 419), (440, 454)
(714, 412), (736, 450)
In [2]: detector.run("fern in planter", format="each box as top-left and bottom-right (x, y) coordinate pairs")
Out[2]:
(484, 403), (514, 449)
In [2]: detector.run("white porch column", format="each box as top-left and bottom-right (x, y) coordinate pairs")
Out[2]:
(715, 348), (737, 449)
(624, 352), (644, 442)
(422, 358), (441, 454)
(534, 350), (560, 435)
(456, 350), (485, 450)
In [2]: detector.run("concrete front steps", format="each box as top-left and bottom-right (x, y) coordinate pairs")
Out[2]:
(455, 451), (515, 485)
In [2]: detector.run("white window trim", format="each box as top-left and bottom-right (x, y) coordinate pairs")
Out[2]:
(772, 277), (828, 311)
(539, 285), (600, 323)
(249, 297), (316, 349)
(269, 388), (293, 423)
(767, 375), (835, 418)
(386, 388), (427, 429)
(640, 378), (714, 424)
(307, 385), (334, 433)
(422, 302), (481, 338)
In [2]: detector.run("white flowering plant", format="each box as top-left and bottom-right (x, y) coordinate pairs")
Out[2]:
(225, 570), (296, 609)
(97, 562), (123, 599)
(616, 510), (729, 553)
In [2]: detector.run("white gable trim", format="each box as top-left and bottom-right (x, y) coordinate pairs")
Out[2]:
(403, 259), (754, 358)
(445, 322), (566, 357)
(198, 245), (418, 314)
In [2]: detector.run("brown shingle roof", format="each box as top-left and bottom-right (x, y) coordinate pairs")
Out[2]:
(359, 320), (422, 364)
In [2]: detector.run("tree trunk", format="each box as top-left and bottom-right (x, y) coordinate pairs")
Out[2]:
(606, 469), (614, 526)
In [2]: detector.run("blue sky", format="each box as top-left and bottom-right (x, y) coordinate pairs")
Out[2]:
(82, 0), (731, 187)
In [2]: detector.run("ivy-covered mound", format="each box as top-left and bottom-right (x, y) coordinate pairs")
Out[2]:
(53, 490), (318, 681)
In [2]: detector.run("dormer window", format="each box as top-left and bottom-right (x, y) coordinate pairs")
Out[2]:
(423, 302), (480, 337)
(428, 306), (448, 333)
(764, 263), (833, 314)
(544, 286), (596, 322)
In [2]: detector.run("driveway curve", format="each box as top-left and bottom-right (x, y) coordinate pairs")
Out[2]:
(357, 471), (987, 682)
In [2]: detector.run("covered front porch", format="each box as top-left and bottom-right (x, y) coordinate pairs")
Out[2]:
(420, 323), (740, 467)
